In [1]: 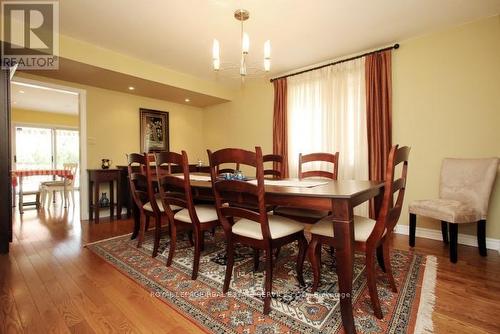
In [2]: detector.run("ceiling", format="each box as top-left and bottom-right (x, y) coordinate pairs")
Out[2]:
(11, 81), (79, 115)
(59, 0), (500, 85)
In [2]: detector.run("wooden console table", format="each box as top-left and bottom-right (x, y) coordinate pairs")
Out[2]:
(87, 169), (122, 223)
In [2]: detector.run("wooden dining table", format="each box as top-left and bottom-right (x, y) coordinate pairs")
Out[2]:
(130, 175), (384, 334)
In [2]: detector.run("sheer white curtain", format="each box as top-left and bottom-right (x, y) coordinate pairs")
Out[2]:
(287, 58), (368, 213)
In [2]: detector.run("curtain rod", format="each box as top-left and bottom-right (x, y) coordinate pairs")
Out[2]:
(270, 43), (399, 82)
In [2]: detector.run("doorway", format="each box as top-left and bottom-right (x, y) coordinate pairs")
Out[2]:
(10, 77), (87, 219)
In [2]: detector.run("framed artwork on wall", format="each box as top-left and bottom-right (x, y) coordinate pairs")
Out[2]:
(140, 108), (169, 152)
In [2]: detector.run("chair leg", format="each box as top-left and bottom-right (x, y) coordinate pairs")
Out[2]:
(409, 213), (416, 247)
(296, 234), (307, 286)
(48, 191), (53, 207)
(449, 223), (458, 263)
(187, 231), (194, 246)
(200, 232), (205, 252)
(366, 251), (383, 319)
(477, 220), (487, 257)
(223, 238), (235, 293)
(192, 229), (202, 280)
(376, 245), (386, 273)
(263, 247), (273, 315)
(137, 215), (145, 248)
(253, 248), (260, 272)
(166, 224), (177, 266)
(329, 246), (335, 258)
(441, 221), (449, 244)
(70, 190), (75, 206)
(152, 215), (161, 257)
(275, 246), (281, 260)
(382, 242), (397, 293)
(308, 237), (322, 292)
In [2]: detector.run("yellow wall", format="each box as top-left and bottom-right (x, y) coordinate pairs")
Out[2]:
(203, 16), (500, 239)
(393, 15), (500, 237)
(12, 108), (79, 127)
(203, 81), (274, 154)
(16, 73), (207, 168)
(86, 86), (206, 168)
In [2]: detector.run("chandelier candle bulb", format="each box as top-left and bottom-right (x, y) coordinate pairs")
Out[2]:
(212, 39), (220, 60)
(264, 40), (271, 59)
(242, 33), (250, 54)
(264, 58), (271, 72)
(213, 58), (220, 71)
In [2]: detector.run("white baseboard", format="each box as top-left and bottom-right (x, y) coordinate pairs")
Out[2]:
(394, 224), (500, 254)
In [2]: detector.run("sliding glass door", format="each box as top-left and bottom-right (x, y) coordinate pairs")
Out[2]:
(14, 125), (80, 190)
(54, 129), (80, 187)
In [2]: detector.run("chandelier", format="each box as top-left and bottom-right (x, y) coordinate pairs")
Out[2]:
(212, 9), (271, 79)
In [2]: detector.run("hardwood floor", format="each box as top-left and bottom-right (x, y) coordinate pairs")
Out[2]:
(1, 198), (500, 333)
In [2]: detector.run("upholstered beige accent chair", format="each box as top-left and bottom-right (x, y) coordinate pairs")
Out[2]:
(409, 158), (499, 263)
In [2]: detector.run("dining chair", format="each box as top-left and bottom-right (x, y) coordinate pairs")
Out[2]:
(273, 152), (339, 224)
(157, 150), (220, 280)
(263, 154), (283, 179)
(308, 145), (410, 319)
(208, 146), (308, 315)
(40, 163), (78, 207)
(409, 157), (498, 263)
(127, 153), (166, 255)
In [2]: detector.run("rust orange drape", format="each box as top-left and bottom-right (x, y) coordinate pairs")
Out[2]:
(272, 78), (289, 178)
(365, 50), (392, 217)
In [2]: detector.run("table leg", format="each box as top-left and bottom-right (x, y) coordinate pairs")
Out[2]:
(63, 180), (67, 208)
(88, 180), (93, 221)
(19, 176), (23, 214)
(116, 177), (122, 220)
(109, 181), (115, 219)
(94, 181), (100, 224)
(332, 200), (356, 334)
(131, 201), (140, 239)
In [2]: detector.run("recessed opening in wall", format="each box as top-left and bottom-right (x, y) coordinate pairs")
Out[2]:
(10, 77), (88, 221)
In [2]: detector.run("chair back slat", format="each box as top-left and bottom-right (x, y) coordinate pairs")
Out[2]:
(211, 148), (256, 168)
(368, 145), (410, 243)
(299, 152), (339, 180)
(217, 163), (241, 174)
(263, 154), (282, 179)
(208, 147), (271, 240)
(220, 206), (261, 223)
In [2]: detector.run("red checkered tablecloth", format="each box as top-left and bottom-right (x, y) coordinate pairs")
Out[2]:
(11, 169), (74, 188)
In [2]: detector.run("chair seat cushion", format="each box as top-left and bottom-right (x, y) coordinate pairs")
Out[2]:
(232, 215), (304, 240)
(273, 206), (329, 219)
(174, 204), (218, 223)
(409, 199), (481, 224)
(310, 216), (378, 242)
(41, 180), (66, 187)
(143, 199), (181, 213)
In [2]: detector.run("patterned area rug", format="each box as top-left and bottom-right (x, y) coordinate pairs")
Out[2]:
(86, 228), (436, 334)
